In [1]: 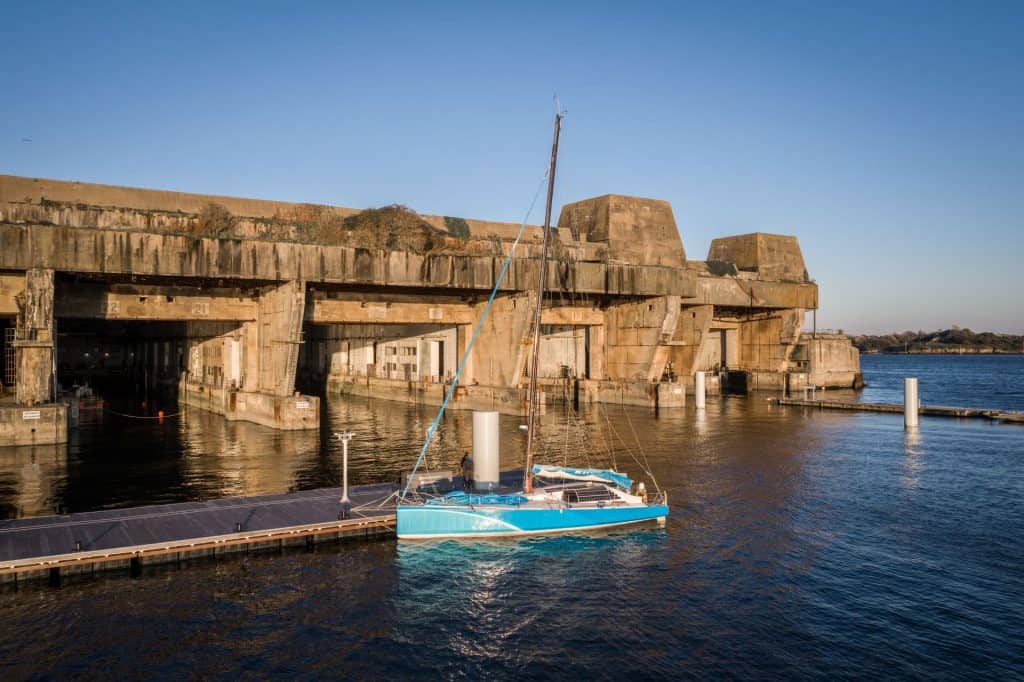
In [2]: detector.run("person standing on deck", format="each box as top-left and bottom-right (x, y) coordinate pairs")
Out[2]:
(460, 451), (474, 490)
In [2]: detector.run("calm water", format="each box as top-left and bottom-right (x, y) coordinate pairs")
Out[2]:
(0, 356), (1021, 678)
(858, 354), (1024, 411)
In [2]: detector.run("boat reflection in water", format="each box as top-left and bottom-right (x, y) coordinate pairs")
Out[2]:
(392, 529), (669, 674)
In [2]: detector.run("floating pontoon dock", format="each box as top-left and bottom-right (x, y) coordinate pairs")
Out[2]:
(774, 397), (1024, 423)
(0, 483), (400, 584)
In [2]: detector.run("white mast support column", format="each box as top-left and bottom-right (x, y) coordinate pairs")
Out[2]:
(904, 378), (919, 428)
(695, 371), (706, 410)
(336, 431), (354, 515)
(473, 411), (500, 491)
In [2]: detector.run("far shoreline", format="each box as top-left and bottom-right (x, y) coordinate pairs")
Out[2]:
(861, 351), (1024, 356)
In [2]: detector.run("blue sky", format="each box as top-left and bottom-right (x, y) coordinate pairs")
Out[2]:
(2, 1), (1021, 333)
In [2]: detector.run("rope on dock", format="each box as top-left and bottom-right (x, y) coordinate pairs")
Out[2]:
(351, 490), (401, 512)
(104, 408), (182, 419)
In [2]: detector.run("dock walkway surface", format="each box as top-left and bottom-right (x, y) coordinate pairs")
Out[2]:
(774, 397), (1024, 423)
(0, 483), (400, 583)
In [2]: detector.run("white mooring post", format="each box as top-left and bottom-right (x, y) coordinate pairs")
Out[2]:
(336, 431), (354, 517)
(904, 378), (919, 428)
(695, 371), (706, 410)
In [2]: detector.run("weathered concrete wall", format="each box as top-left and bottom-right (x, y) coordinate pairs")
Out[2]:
(0, 223), (692, 298)
(685, 272), (818, 309)
(326, 375), (534, 416)
(674, 304), (714, 377)
(707, 233), (808, 282)
(795, 334), (863, 388)
(255, 281), (305, 396)
(0, 274), (22, 317)
(470, 294), (535, 388)
(0, 403), (67, 446)
(13, 269), (55, 406)
(178, 379), (320, 430)
(735, 310), (805, 374)
(603, 296), (680, 382)
(0, 173), (568, 250)
(558, 194), (686, 267)
(307, 298), (474, 326)
(578, 379), (686, 408)
(55, 284), (258, 322)
(308, 323), (457, 381)
(183, 321), (246, 391)
(537, 327), (587, 379)
(0, 174), (855, 426)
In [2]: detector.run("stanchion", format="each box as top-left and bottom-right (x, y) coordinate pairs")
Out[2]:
(336, 431), (354, 518)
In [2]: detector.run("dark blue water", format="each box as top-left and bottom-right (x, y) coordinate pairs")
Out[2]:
(858, 354), (1024, 412)
(0, 356), (1021, 679)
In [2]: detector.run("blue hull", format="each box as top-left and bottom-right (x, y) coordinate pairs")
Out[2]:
(396, 503), (669, 539)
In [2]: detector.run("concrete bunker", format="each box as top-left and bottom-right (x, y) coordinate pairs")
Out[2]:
(0, 174), (860, 445)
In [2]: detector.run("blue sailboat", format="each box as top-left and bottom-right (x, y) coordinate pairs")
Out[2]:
(396, 111), (669, 539)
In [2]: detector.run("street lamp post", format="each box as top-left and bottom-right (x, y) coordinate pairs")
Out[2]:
(335, 431), (354, 519)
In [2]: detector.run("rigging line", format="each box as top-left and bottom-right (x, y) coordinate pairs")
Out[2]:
(399, 171), (550, 499)
(350, 491), (401, 511)
(619, 403), (661, 493)
(563, 385), (570, 468)
(599, 403), (620, 472)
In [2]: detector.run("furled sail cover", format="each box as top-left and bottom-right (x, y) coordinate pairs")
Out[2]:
(532, 464), (632, 491)
(426, 491), (528, 506)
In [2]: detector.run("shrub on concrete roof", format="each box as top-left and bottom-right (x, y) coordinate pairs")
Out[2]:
(192, 203), (238, 237)
(341, 205), (446, 253)
(289, 203), (345, 244)
(443, 216), (471, 240)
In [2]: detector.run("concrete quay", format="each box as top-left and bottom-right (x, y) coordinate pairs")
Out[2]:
(0, 397), (67, 446)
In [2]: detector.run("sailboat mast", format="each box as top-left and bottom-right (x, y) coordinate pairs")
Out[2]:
(523, 112), (562, 494)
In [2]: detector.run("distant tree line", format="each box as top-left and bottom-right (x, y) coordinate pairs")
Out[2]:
(851, 328), (1024, 354)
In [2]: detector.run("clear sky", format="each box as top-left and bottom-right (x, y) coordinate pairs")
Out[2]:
(2, 1), (1021, 334)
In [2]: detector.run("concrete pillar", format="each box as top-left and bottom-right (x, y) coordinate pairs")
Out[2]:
(904, 377), (919, 428)
(776, 308), (806, 373)
(683, 304), (714, 378)
(648, 295), (681, 383)
(256, 281), (306, 396)
(695, 371), (706, 409)
(456, 323), (474, 385)
(13, 269), (55, 405)
(588, 324), (606, 380)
